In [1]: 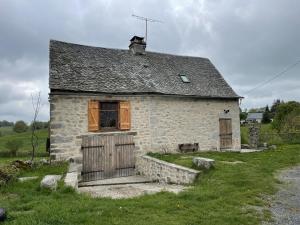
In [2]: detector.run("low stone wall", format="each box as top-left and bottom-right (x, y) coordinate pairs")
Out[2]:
(136, 155), (200, 184)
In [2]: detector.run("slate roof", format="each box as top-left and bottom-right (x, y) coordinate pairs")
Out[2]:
(246, 113), (263, 120)
(49, 40), (240, 99)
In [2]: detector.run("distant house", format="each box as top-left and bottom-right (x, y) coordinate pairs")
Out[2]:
(246, 112), (263, 123)
(49, 36), (241, 181)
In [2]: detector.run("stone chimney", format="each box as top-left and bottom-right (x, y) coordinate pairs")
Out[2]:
(129, 36), (146, 55)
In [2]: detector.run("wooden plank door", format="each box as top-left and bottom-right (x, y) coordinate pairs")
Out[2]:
(114, 135), (135, 177)
(81, 135), (105, 181)
(81, 134), (135, 182)
(219, 118), (232, 149)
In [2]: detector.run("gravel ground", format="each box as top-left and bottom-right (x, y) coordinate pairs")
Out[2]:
(265, 166), (300, 225)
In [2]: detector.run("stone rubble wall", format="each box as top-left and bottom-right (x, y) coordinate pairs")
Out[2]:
(136, 155), (200, 184)
(248, 123), (260, 149)
(50, 94), (241, 161)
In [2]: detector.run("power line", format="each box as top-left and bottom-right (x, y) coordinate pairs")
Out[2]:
(244, 60), (300, 95)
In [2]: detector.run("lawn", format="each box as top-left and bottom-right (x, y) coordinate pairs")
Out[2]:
(240, 123), (292, 145)
(0, 145), (300, 225)
(0, 128), (48, 156)
(0, 127), (15, 136)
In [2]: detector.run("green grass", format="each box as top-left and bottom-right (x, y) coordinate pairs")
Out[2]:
(0, 145), (300, 225)
(240, 125), (249, 144)
(0, 126), (15, 136)
(0, 156), (47, 165)
(0, 128), (48, 155)
(240, 123), (287, 145)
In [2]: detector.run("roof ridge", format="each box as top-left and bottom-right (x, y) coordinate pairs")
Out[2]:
(50, 39), (210, 60)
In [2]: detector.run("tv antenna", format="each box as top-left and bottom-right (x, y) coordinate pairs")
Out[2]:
(132, 14), (163, 42)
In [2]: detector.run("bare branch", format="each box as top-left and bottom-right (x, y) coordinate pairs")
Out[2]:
(31, 91), (42, 161)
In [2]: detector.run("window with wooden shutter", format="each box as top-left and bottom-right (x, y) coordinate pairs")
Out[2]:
(88, 100), (100, 132)
(118, 101), (131, 130)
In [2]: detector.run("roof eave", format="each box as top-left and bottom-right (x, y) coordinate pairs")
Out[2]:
(49, 89), (241, 100)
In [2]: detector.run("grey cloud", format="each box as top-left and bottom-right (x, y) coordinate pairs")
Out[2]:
(0, 0), (300, 121)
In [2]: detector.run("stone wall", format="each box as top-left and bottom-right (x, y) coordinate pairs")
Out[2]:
(136, 155), (200, 184)
(49, 94), (241, 160)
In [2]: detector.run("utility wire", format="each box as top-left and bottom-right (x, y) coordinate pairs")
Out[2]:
(244, 60), (300, 95)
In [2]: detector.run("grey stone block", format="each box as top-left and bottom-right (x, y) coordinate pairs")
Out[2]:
(51, 136), (72, 144)
(50, 123), (63, 129)
(64, 172), (78, 189)
(192, 157), (215, 169)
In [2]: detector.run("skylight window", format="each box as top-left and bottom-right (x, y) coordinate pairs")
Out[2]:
(179, 74), (190, 83)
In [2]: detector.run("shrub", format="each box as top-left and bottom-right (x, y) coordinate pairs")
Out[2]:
(30, 121), (49, 130)
(13, 120), (28, 133)
(241, 133), (248, 144)
(262, 105), (271, 124)
(0, 165), (19, 186)
(5, 140), (23, 156)
(272, 101), (300, 132)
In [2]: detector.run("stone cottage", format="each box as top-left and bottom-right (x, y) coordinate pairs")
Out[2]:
(49, 36), (241, 176)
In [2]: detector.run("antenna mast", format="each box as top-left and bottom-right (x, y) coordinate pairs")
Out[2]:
(132, 14), (163, 43)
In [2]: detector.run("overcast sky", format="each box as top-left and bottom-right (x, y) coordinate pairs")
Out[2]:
(1, 0), (300, 122)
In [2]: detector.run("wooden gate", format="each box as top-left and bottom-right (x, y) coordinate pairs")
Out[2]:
(81, 134), (135, 182)
(219, 118), (232, 149)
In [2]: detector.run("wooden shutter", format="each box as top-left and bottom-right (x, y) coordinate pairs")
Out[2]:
(119, 101), (131, 130)
(88, 100), (100, 132)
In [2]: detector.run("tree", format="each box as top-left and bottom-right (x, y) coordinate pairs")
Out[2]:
(0, 120), (14, 127)
(30, 121), (49, 130)
(262, 105), (271, 123)
(30, 92), (42, 161)
(5, 140), (23, 157)
(13, 121), (28, 133)
(270, 99), (282, 119)
(240, 108), (247, 120)
(272, 101), (300, 132)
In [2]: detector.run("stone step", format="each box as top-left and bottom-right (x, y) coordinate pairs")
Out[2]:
(78, 176), (153, 187)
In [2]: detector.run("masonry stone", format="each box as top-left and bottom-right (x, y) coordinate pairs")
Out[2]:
(49, 94), (241, 160)
(192, 157), (215, 169)
(50, 123), (63, 129)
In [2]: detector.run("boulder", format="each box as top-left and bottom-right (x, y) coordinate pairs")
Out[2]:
(40, 175), (62, 190)
(0, 208), (6, 221)
(193, 157), (215, 169)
